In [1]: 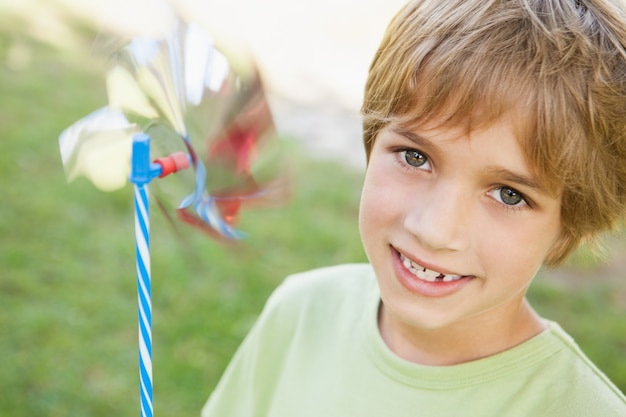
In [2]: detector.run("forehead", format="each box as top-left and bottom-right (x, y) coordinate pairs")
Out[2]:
(393, 112), (525, 161)
(394, 103), (532, 155)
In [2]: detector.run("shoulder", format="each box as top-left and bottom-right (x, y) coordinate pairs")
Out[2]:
(201, 264), (379, 417)
(539, 322), (626, 416)
(255, 263), (377, 334)
(278, 263), (375, 295)
(225, 264), (377, 366)
(266, 263), (376, 311)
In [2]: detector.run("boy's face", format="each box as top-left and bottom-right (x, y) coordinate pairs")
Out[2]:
(359, 115), (562, 351)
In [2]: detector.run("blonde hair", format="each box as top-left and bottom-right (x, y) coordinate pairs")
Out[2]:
(362, 0), (626, 266)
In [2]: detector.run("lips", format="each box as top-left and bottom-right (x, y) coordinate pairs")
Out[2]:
(399, 253), (464, 282)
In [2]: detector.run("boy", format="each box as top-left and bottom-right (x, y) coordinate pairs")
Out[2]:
(202, 0), (626, 415)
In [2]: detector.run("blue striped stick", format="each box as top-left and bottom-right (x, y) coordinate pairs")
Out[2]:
(130, 134), (154, 417)
(129, 134), (191, 417)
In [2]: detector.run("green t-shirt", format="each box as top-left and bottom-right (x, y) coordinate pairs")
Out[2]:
(202, 264), (626, 416)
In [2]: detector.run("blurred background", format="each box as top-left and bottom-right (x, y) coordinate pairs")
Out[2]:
(0, 0), (624, 416)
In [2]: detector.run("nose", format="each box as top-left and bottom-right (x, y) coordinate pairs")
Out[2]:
(403, 179), (470, 252)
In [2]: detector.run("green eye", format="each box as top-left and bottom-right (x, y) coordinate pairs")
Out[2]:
(500, 187), (523, 205)
(403, 150), (428, 167)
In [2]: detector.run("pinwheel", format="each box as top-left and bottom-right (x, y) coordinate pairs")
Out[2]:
(59, 18), (287, 417)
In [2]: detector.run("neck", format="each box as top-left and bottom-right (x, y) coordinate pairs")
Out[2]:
(378, 299), (547, 366)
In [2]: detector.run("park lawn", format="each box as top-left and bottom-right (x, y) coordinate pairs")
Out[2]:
(0, 9), (624, 417)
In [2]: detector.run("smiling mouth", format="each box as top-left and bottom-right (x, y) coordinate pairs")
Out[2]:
(399, 253), (464, 282)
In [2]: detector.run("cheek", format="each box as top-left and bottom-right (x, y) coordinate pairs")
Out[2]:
(358, 164), (396, 241)
(358, 176), (380, 238)
(476, 215), (560, 277)
(359, 160), (399, 211)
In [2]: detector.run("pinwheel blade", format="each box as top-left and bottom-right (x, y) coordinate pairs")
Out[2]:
(59, 17), (289, 239)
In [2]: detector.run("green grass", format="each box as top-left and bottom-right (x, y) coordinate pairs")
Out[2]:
(1, 10), (625, 417)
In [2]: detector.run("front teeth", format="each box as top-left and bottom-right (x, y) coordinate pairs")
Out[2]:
(400, 254), (463, 282)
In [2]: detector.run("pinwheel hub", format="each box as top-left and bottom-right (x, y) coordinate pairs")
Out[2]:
(129, 133), (190, 186)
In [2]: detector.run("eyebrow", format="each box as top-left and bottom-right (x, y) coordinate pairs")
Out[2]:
(486, 167), (544, 191)
(393, 128), (443, 159)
